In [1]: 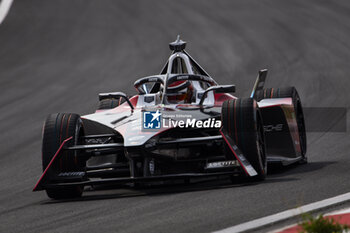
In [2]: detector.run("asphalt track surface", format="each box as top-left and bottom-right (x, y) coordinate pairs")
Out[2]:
(0, 1), (350, 232)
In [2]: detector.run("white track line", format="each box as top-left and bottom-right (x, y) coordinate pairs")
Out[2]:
(326, 207), (350, 216)
(0, 0), (14, 25)
(213, 192), (350, 233)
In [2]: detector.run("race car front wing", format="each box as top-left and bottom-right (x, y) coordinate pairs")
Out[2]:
(33, 133), (257, 191)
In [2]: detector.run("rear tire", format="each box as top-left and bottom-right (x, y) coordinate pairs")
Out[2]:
(97, 98), (125, 110)
(221, 98), (267, 181)
(256, 87), (298, 101)
(42, 113), (86, 199)
(256, 87), (307, 162)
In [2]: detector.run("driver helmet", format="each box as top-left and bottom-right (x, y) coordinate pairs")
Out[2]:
(167, 81), (193, 104)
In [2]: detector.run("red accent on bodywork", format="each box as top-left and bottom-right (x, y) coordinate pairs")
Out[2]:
(128, 95), (139, 107)
(233, 100), (238, 143)
(259, 104), (284, 108)
(214, 93), (236, 106)
(169, 80), (186, 87)
(258, 98), (292, 108)
(33, 136), (73, 191)
(228, 100), (231, 136)
(220, 130), (249, 176)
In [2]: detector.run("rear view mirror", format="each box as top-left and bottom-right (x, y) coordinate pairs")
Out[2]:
(98, 92), (134, 111)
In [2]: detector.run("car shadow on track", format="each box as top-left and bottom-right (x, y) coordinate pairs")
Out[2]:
(268, 161), (335, 177)
(41, 176), (298, 204)
(41, 161), (333, 204)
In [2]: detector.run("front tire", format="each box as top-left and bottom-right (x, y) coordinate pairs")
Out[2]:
(42, 113), (86, 199)
(221, 98), (267, 181)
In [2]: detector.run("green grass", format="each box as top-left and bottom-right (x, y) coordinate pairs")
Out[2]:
(298, 213), (349, 233)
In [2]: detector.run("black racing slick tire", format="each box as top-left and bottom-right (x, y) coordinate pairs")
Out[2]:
(97, 97), (125, 110)
(42, 113), (86, 199)
(221, 98), (267, 181)
(256, 87), (307, 162)
(255, 87), (302, 101)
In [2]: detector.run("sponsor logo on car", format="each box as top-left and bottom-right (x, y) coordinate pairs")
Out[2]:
(143, 110), (162, 129)
(163, 118), (221, 128)
(142, 110), (221, 131)
(58, 172), (85, 177)
(264, 124), (283, 132)
(206, 160), (239, 169)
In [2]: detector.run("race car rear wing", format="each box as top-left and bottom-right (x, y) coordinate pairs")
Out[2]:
(250, 69), (268, 99)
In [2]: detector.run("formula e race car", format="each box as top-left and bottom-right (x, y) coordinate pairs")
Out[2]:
(33, 36), (307, 199)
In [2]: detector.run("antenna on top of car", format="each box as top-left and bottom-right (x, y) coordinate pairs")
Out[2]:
(169, 35), (186, 52)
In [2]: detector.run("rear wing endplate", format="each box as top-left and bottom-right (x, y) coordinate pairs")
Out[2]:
(250, 69), (268, 99)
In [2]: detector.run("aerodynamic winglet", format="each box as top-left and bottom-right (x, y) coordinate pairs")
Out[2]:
(32, 136), (73, 191)
(220, 131), (258, 177)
